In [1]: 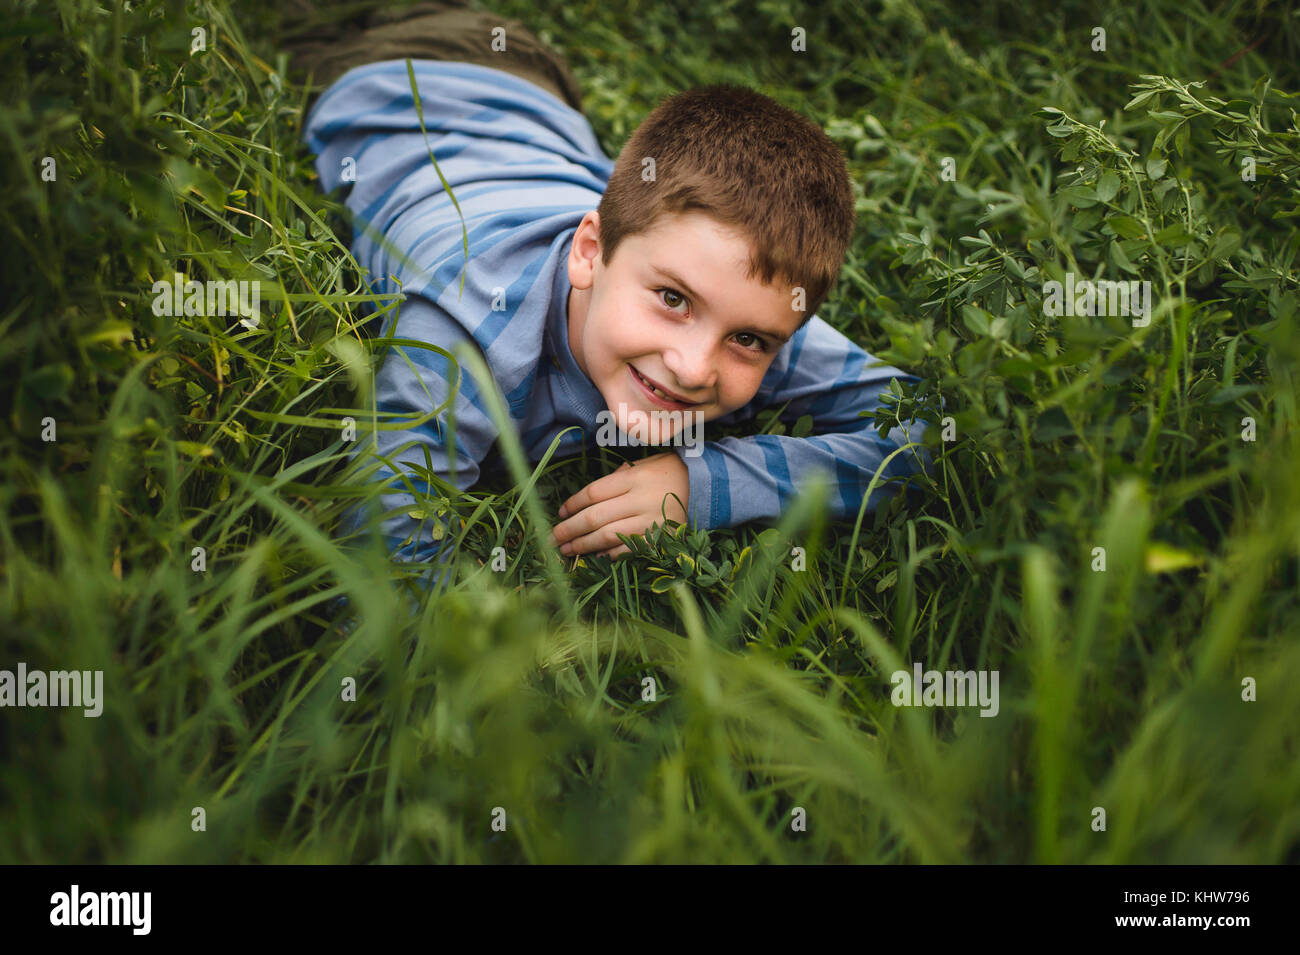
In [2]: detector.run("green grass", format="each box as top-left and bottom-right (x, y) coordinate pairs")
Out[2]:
(1, 0), (1297, 862)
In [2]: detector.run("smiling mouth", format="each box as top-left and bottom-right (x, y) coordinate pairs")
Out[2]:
(629, 365), (700, 406)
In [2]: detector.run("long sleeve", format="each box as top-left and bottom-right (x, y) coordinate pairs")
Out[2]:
(335, 295), (499, 565)
(671, 314), (928, 529)
(303, 60), (613, 569)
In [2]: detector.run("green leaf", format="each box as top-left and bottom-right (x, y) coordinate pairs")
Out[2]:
(1095, 171), (1120, 202)
(176, 440), (217, 459)
(1108, 240), (1139, 275)
(1124, 90), (1158, 111)
(1060, 185), (1098, 208)
(996, 357), (1038, 377)
(22, 362), (74, 400)
(80, 321), (136, 348)
(406, 59), (470, 299)
(1144, 542), (1203, 574)
(731, 547), (752, 578)
(1106, 214), (1146, 240)
(164, 155), (227, 211)
(1153, 223), (1194, 246)
(961, 305), (992, 336)
(1145, 157), (1168, 180)
(1208, 228), (1242, 262)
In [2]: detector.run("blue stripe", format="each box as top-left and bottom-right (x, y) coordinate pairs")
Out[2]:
(755, 436), (793, 508)
(703, 446), (731, 527)
(307, 90), (419, 150)
(835, 451), (864, 515)
(809, 348), (862, 417)
(471, 245), (551, 354)
(354, 141), (473, 226)
(772, 321), (810, 396)
(393, 347), (492, 421)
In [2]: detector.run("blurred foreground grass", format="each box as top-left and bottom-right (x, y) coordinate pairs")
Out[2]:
(1, 0), (1298, 862)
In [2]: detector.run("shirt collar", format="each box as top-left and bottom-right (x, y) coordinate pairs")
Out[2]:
(547, 229), (608, 422)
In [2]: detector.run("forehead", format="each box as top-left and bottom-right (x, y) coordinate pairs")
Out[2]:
(634, 210), (751, 265)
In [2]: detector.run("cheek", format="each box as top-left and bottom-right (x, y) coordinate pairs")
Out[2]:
(601, 302), (657, 357)
(730, 364), (770, 403)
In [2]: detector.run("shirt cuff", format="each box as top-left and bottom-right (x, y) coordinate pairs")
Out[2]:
(673, 443), (715, 530)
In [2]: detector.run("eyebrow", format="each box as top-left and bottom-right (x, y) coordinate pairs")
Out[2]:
(650, 266), (793, 343)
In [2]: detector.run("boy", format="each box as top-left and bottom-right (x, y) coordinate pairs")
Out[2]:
(291, 2), (927, 582)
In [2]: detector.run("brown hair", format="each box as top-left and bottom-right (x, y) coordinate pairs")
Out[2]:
(595, 84), (856, 323)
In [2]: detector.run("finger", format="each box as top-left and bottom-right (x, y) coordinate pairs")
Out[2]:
(555, 493), (638, 549)
(556, 466), (635, 521)
(562, 516), (648, 557)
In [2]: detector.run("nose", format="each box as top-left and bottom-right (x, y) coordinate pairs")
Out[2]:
(661, 330), (717, 394)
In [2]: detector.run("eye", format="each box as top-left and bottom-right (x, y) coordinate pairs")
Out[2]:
(654, 287), (769, 354)
(656, 287), (689, 313)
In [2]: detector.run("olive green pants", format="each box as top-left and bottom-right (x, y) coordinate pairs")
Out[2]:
(280, 1), (584, 113)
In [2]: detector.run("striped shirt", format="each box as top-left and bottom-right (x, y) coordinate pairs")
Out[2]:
(304, 59), (927, 573)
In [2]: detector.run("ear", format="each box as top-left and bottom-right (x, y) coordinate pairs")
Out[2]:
(567, 211), (602, 290)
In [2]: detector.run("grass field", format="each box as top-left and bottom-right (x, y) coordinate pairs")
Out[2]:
(2, 0), (1298, 863)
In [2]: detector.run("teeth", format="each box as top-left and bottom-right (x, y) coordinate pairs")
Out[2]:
(636, 368), (678, 402)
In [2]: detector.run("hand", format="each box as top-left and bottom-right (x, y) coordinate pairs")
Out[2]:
(550, 452), (689, 559)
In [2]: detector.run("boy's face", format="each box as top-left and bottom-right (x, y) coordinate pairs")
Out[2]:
(566, 210), (803, 442)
